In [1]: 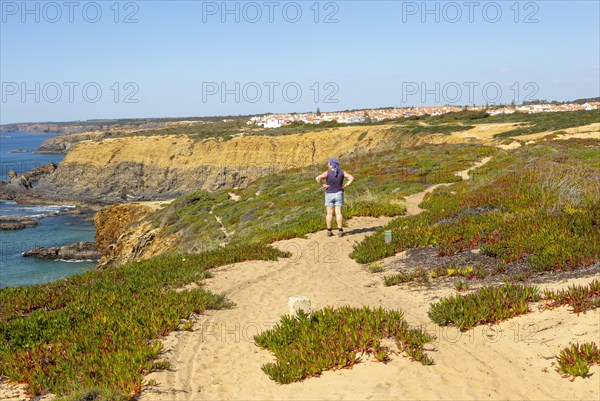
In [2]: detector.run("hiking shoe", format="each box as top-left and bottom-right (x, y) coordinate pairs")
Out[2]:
(338, 230), (344, 238)
(327, 230), (333, 237)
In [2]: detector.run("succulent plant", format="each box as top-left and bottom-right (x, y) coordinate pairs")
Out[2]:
(555, 342), (600, 380)
(254, 306), (435, 383)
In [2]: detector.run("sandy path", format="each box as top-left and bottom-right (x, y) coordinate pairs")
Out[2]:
(141, 223), (599, 401)
(141, 159), (600, 401)
(404, 157), (491, 215)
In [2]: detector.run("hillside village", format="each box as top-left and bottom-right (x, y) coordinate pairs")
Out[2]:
(248, 102), (600, 128)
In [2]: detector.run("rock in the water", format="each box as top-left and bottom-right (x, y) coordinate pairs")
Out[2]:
(0, 214), (57, 223)
(22, 241), (101, 261)
(0, 213), (59, 230)
(8, 163), (57, 188)
(0, 220), (39, 230)
(1, 163), (58, 199)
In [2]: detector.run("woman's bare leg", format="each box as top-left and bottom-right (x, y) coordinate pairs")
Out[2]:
(335, 206), (343, 229)
(326, 206), (334, 229)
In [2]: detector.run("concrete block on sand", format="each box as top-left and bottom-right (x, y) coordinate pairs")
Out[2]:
(288, 296), (311, 316)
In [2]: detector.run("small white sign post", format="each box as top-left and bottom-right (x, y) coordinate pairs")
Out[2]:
(288, 296), (311, 317)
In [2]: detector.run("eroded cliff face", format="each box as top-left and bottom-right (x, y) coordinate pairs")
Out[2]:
(94, 202), (177, 267)
(37, 126), (395, 201)
(38, 131), (119, 153)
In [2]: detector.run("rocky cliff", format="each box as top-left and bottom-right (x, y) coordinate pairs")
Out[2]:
(0, 119), (205, 135)
(37, 126), (395, 202)
(36, 120), (205, 153)
(0, 123), (96, 135)
(37, 131), (123, 153)
(94, 202), (177, 267)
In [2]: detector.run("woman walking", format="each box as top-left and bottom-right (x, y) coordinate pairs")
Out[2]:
(315, 158), (354, 237)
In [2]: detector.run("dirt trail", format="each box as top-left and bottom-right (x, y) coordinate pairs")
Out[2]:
(404, 157), (491, 215)
(140, 158), (599, 401)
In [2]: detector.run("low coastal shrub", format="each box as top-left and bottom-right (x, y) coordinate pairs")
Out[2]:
(383, 269), (429, 286)
(429, 265), (474, 279)
(393, 123), (475, 136)
(254, 306), (434, 384)
(542, 279), (600, 314)
(352, 140), (600, 272)
(505, 272), (532, 283)
(345, 198), (406, 218)
(453, 279), (470, 292)
(59, 387), (129, 401)
(555, 342), (600, 380)
(427, 283), (540, 330)
(0, 244), (289, 398)
(366, 262), (385, 273)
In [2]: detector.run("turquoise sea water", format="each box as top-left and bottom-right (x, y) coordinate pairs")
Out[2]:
(0, 132), (64, 181)
(0, 133), (96, 288)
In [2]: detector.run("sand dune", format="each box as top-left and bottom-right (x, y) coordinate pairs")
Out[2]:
(140, 159), (600, 400)
(140, 215), (599, 401)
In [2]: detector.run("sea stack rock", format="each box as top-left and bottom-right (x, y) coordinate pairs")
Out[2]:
(0, 220), (39, 230)
(22, 241), (101, 261)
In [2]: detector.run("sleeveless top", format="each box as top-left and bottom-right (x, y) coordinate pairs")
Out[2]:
(325, 169), (345, 193)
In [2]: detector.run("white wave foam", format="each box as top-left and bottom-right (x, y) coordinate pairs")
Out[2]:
(0, 203), (76, 219)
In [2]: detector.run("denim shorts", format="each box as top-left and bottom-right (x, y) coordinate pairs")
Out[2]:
(325, 191), (344, 207)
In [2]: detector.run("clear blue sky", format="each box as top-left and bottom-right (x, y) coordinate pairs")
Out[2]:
(1, 0), (599, 123)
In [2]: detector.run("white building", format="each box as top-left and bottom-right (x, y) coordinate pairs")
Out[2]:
(264, 119), (283, 128)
